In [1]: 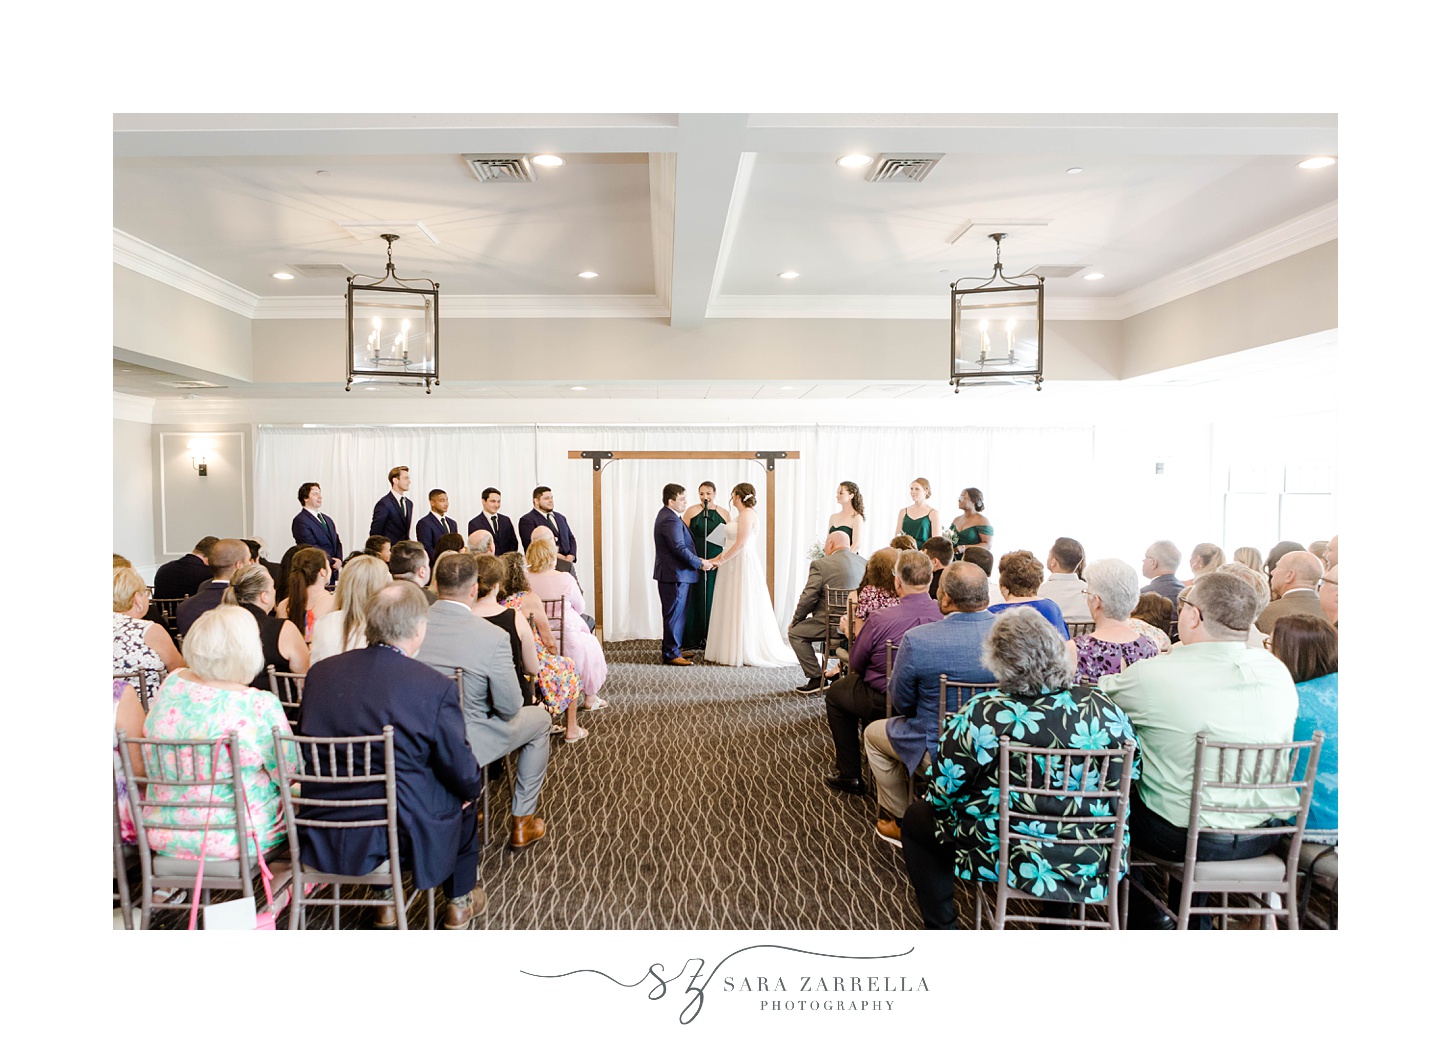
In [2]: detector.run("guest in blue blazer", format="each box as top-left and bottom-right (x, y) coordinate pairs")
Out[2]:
(865, 562), (997, 847)
(467, 487), (519, 555)
(415, 489), (460, 564)
(291, 482), (344, 584)
(517, 486), (577, 562)
(654, 483), (709, 666)
(297, 582), (485, 929)
(369, 465), (414, 545)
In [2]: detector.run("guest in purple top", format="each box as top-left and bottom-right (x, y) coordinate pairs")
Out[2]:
(1070, 557), (1161, 685)
(821, 551), (943, 797)
(986, 549), (1070, 638)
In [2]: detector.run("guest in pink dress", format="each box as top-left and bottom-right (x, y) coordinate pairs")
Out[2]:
(524, 538), (609, 706)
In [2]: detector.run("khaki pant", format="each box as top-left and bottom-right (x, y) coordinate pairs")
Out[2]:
(864, 719), (929, 819)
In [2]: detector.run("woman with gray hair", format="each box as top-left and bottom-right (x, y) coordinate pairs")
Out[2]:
(1215, 561), (1272, 649)
(900, 608), (1139, 928)
(1071, 559), (1161, 685)
(223, 563), (309, 689)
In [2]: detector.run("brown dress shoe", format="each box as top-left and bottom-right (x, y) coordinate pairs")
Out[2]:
(443, 884), (487, 929)
(509, 814), (547, 850)
(666, 656), (693, 666)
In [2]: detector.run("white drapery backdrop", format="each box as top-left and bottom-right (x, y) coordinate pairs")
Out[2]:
(254, 423), (1093, 641)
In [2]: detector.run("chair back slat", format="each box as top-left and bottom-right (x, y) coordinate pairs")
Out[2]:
(266, 665), (306, 728)
(822, 585), (854, 677)
(453, 667), (466, 710)
(539, 595), (567, 656)
(1066, 621), (1094, 637)
(113, 669), (151, 713)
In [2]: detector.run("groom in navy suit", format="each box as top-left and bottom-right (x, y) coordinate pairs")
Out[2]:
(370, 465), (414, 545)
(654, 483), (711, 666)
(291, 482), (344, 584)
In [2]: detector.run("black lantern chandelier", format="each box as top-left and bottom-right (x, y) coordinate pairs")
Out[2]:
(345, 234), (440, 393)
(949, 232), (1045, 392)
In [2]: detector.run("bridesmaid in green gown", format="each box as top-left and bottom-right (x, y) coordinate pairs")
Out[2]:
(825, 480), (865, 552)
(682, 481), (729, 650)
(894, 476), (940, 549)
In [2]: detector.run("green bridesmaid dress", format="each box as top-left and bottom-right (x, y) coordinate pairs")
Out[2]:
(683, 507), (728, 650)
(901, 512), (931, 549)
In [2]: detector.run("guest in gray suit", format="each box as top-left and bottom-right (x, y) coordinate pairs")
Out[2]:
(416, 553), (553, 851)
(789, 531), (868, 693)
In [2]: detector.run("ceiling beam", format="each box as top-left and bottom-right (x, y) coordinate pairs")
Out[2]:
(668, 114), (751, 328)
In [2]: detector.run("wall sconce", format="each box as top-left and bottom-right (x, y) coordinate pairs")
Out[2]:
(187, 439), (211, 477)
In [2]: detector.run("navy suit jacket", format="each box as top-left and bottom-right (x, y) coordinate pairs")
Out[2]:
(653, 507), (702, 585)
(370, 492), (413, 544)
(153, 553), (214, 601)
(176, 581), (230, 639)
(518, 507), (577, 559)
(297, 645), (482, 892)
(467, 511), (519, 555)
(416, 513), (459, 563)
(291, 510), (342, 565)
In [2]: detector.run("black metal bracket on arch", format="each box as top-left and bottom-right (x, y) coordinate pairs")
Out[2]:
(580, 451), (614, 472)
(755, 451), (790, 472)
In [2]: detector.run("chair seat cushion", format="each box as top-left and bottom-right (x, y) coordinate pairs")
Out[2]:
(154, 855), (243, 879)
(1298, 842), (1338, 881)
(1190, 854), (1287, 884)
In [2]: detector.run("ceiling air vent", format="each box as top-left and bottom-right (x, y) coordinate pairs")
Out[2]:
(464, 155), (537, 183)
(1026, 264), (1089, 279)
(865, 154), (945, 183)
(287, 263), (356, 278)
(161, 380), (225, 389)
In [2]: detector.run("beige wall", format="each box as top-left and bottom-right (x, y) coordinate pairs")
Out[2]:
(114, 266), (254, 383)
(114, 418), (156, 565)
(153, 425), (253, 558)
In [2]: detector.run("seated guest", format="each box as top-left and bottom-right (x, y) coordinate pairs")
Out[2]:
(276, 546), (335, 643)
(900, 609), (1138, 928)
(364, 535), (392, 563)
(1258, 550), (1327, 632)
(388, 540), (437, 605)
(527, 525), (593, 630)
(1038, 537), (1090, 623)
(1264, 540), (1305, 580)
(1070, 559), (1160, 685)
(113, 553), (131, 568)
(921, 537), (954, 600)
(821, 552), (945, 797)
(988, 550), (1069, 638)
(435, 532), (467, 558)
(429, 549), (463, 595)
(1319, 564), (1338, 627)
(1325, 535), (1337, 569)
(1308, 539), (1330, 565)
(864, 562), (995, 845)
(1183, 542), (1225, 591)
(416, 553), (552, 849)
(1216, 562), (1272, 648)
(275, 544), (305, 592)
(152, 536), (218, 601)
(142, 605), (299, 863)
(524, 538), (608, 712)
(1129, 592), (1173, 652)
(310, 555), (391, 663)
(298, 583), (485, 929)
(222, 564), (309, 689)
(114, 566), (184, 693)
(960, 545), (1002, 606)
(1139, 540), (1185, 606)
(245, 539), (283, 586)
(1233, 546), (1264, 574)
(479, 553), (585, 740)
(113, 677), (145, 844)
(1099, 573), (1299, 928)
(789, 531), (867, 694)
(1269, 615), (1338, 843)
(176, 538), (250, 638)
(467, 528), (495, 555)
(889, 534), (918, 552)
(845, 548), (900, 642)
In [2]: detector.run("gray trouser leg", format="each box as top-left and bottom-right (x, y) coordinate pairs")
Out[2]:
(509, 704), (553, 816)
(788, 616), (828, 677)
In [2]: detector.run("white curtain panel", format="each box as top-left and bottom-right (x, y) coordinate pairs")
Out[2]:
(254, 423), (1096, 642)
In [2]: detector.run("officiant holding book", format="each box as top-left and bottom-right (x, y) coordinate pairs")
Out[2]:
(683, 481), (729, 651)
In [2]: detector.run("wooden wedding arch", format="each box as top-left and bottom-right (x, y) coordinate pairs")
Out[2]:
(567, 449), (801, 632)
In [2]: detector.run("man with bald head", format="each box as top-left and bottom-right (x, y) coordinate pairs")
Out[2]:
(175, 538), (250, 638)
(1319, 563), (1338, 627)
(789, 530), (867, 693)
(1257, 549), (1328, 632)
(467, 528), (494, 555)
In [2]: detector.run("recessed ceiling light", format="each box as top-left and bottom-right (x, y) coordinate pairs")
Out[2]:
(578, 271), (599, 279)
(570, 386), (588, 391)
(363, 386), (379, 391)
(272, 271), (295, 280)
(1298, 156), (1336, 169)
(778, 271), (801, 280)
(1083, 272), (1106, 281)
(533, 155), (565, 167)
(837, 154), (873, 168)
(1065, 167), (1084, 174)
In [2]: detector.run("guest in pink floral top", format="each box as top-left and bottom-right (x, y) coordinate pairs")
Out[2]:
(843, 549), (902, 641)
(140, 606), (300, 862)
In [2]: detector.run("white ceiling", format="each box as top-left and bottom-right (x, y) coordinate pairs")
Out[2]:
(113, 113), (1337, 329)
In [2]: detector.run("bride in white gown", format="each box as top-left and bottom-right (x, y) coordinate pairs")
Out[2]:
(704, 482), (797, 668)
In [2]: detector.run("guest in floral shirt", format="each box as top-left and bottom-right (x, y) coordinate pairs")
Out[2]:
(140, 605), (299, 863)
(842, 549), (901, 642)
(900, 609), (1139, 928)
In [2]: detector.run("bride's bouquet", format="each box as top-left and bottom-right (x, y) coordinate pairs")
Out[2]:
(806, 538), (826, 561)
(940, 524), (961, 547)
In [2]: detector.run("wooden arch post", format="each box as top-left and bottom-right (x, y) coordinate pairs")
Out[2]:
(568, 449), (800, 633)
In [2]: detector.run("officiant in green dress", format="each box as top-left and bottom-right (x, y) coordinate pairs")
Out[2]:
(683, 481), (728, 650)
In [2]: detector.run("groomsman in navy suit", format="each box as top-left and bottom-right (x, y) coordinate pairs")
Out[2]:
(291, 482), (344, 584)
(467, 487), (519, 555)
(370, 465), (414, 545)
(416, 489), (460, 564)
(518, 486), (577, 562)
(654, 483), (711, 666)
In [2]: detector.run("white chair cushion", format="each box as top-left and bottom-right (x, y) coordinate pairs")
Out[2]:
(1190, 853), (1287, 884)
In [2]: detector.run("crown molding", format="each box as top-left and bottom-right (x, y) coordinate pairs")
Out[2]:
(250, 294), (669, 320)
(1114, 201), (1337, 319)
(113, 230), (259, 318)
(706, 295), (1121, 321)
(113, 391), (157, 424)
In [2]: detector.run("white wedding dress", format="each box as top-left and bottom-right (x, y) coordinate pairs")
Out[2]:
(703, 509), (796, 667)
